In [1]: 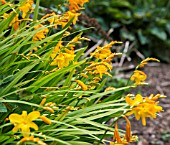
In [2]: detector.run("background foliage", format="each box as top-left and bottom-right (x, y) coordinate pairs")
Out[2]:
(84, 0), (170, 62)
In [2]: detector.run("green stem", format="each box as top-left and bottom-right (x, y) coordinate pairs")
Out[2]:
(33, 0), (40, 23)
(126, 65), (139, 86)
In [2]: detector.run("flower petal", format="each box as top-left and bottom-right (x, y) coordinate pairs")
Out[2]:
(28, 111), (40, 121)
(22, 111), (28, 118)
(125, 95), (133, 106)
(141, 116), (146, 126)
(12, 124), (21, 132)
(133, 94), (143, 106)
(28, 122), (39, 130)
(134, 112), (140, 120)
(9, 114), (22, 123)
(22, 125), (30, 137)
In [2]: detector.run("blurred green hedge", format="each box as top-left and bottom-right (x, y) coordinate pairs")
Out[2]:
(85, 0), (170, 62)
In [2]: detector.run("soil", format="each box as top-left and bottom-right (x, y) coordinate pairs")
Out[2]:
(125, 63), (170, 145)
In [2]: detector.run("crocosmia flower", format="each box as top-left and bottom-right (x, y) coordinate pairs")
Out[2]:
(9, 111), (40, 137)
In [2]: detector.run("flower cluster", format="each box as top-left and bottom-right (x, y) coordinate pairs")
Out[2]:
(90, 41), (122, 60)
(126, 94), (165, 126)
(50, 34), (90, 69)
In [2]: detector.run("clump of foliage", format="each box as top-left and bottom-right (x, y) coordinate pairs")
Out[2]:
(85, 0), (170, 62)
(0, 0), (166, 145)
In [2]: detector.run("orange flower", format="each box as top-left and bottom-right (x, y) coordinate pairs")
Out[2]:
(68, 0), (89, 11)
(19, 136), (46, 145)
(113, 122), (122, 143)
(124, 116), (132, 142)
(0, 0), (6, 4)
(81, 73), (88, 78)
(110, 116), (138, 144)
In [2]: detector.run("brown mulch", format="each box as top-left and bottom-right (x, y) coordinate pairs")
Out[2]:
(127, 63), (170, 145)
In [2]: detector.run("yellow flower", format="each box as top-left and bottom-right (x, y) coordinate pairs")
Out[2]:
(105, 87), (115, 92)
(139, 57), (160, 68)
(50, 52), (65, 68)
(75, 80), (88, 90)
(68, 0), (89, 11)
(126, 94), (163, 126)
(125, 94), (143, 106)
(50, 41), (63, 59)
(91, 46), (111, 59)
(85, 62), (112, 78)
(91, 41), (122, 60)
(63, 52), (75, 66)
(65, 11), (80, 25)
(127, 102), (162, 126)
(130, 70), (147, 85)
(9, 111), (40, 137)
(57, 11), (80, 27)
(106, 53), (122, 62)
(95, 65), (112, 78)
(41, 12), (56, 24)
(33, 24), (49, 41)
(19, 0), (34, 18)
(3, 13), (19, 30)
(40, 98), (46, 106)
(43, 107), (54, 113)
(51, 51), (75, 69)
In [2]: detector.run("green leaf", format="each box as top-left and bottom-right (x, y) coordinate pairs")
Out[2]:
(66, 141), (92, 145)
(30, 60), (86, 92)
(149, 27), (167, 40)
(0, 61), (39, 97)
(0, 102), (7, 112)
(137, 29), (148, 45)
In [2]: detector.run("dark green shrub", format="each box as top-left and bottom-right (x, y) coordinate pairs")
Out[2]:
(85, 0), (170, 62)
